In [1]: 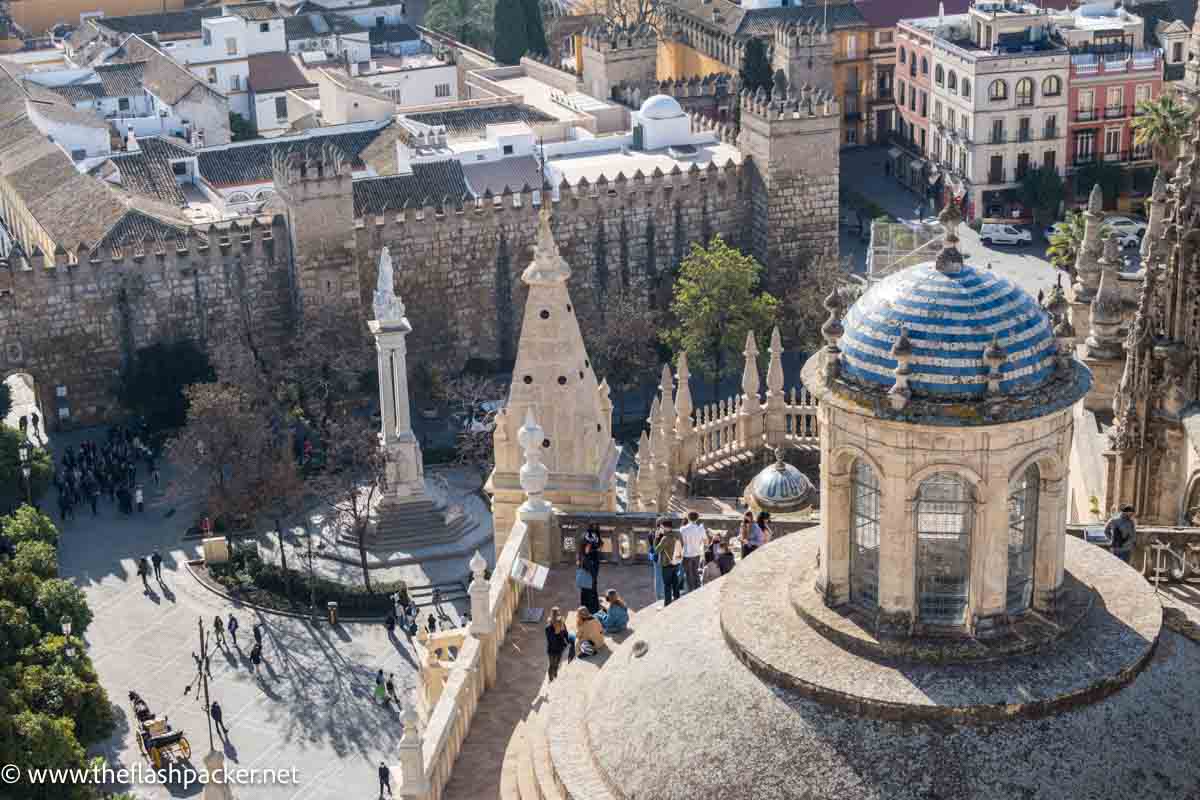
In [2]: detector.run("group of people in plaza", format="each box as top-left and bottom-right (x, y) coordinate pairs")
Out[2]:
(53, 425), (156, 521)
(548, 509), (770, 682)
(210, 613), (265, 675)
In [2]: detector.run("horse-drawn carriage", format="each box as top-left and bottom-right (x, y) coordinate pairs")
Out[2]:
(129, 691), (191, 768)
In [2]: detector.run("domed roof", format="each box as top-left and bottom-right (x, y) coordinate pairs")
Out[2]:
(840, 262), (1057, 399)
(747, 448), (814, 512)
(639, 94), (684, 120)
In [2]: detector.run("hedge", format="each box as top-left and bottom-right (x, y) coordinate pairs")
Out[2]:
(208, 545), (418, 616)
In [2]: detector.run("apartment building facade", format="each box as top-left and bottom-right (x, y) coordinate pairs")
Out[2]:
(1055, 3), (1162, 213)
(897, 2), (1071, 221)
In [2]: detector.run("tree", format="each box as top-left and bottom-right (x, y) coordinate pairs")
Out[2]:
(739, 37), (773, 97)
(0, 430), (52, 514)
(118, 339), (214, 434)
(443, 373), (507, 470)
(521, 0), (547, 57)
(1132, 94), (1195, 174)
(1074, 160), (1123, 210)
(424, 0), (495, 51)
(587, 282), (662, 426)
(1045, 210), (1109, 274)
(596, 0), (662, 31)
(229, 112), (255, 141)
(0, 380), (10, 422)
(1019, 166), (1065, 229)
(780, 258), (859, 356)
(0, 508), (112, 800)
(662, 237), (779, 397)
(308, 416), (385, 593)
(494, 0), (530, 64)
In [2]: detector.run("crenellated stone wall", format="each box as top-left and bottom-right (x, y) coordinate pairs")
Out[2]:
(346, 164), (750, 371)
(0, 217), (293, 428)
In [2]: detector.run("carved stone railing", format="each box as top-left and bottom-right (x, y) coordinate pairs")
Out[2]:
(1065, 523), (1200, 581)
(552, 509), (818, 565)
(398, 515), (531, 798)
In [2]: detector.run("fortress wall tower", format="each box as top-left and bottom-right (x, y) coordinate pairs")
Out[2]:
(581, 25), (658, 102)
(736, 75), (841, 292)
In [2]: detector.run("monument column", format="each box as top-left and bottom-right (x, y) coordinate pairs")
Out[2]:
(370, 247), (427, 504)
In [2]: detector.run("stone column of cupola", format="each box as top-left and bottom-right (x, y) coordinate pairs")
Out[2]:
(971, 458), (1008, 637)
(1034, 462), (1069, 613)
(815, 427), (850, 608)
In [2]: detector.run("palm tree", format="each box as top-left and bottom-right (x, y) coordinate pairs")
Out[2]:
(1046, 210), (1109, 275)
(1132, 94), (1195, 175)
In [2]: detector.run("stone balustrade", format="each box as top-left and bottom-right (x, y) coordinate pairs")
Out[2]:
(398, 515), (530, 799)
(633, 330), (821, 511)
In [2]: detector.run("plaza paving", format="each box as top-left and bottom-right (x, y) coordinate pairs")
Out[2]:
(42, 427), (438, 799)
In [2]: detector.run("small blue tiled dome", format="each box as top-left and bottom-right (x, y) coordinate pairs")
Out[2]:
(840, 262), (1057, 399)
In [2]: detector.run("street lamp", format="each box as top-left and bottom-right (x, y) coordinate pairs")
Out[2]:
(61, 616), (75, 659)
(304, 516), (325, 615)
(17, 441), (33, 506)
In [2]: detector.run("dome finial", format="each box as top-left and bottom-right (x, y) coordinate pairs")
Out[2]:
(820, 289), (844, 385)
(888, 327), (913, 410)
(983, 335), (1006, 395)
(934, 198), (964, 274)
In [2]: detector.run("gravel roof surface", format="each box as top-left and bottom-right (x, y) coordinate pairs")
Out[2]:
(578, 579), (1200, 800)
(718, 533), (1160, 714)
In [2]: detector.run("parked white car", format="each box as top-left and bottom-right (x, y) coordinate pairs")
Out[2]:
(1103, 216), (1147, 238)
(980, 223), (1032, 246)
(1110, 231), (1140, 249)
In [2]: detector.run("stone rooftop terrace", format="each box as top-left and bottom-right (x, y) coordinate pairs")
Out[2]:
(546, 139), (742, 185)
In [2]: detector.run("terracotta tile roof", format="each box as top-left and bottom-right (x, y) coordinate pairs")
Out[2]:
(351, 161), (470, 215)
(196, 123), (391, 186)
(95, 7), (222, 38)
(105, 35), (215, 106)
(95, 61), (147, 96)
(462, 155), (543, 197)
(665, 0), (866, 38)
(247, 52), (313, 94)
(103, 136), (197, 206)
(45, 82), (104, 103)
(226, 2), (283, 20)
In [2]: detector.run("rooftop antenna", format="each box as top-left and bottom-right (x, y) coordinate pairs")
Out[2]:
(939, 1), (945, 26)
(823, 0), (828, 30)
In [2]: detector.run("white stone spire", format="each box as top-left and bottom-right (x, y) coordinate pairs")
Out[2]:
(487, 202), (617, 549)
(741, 330), (762, 413)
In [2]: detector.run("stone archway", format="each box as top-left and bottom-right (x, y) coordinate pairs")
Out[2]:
(3, 372), (46, 440)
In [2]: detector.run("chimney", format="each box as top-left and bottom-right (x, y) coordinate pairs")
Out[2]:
(126, 126), (139, 152)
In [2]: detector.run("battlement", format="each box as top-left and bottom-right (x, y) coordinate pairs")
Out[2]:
(613, 72), (731, 107)
(0, 214), (285, 278)
(738, 81), (839, 122)
(581, 23), (658, 53)
(351, 158), (745, 237)
(270, 142), (351, 190)
(772, 19), (831, 50)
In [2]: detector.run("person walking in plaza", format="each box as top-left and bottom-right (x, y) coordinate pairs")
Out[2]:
(1106, 505), (1137, 564)
(210, 700), (228, 738)
(386, 673), (398, 704)
(135, 485), (144, 513)
(679, 511), (706, 593)
(374, 670), (389, 705)
(252, 622), (263, 652)
(653, 519), (682, 607)
(227, 613), (239, 647)
(545, 606), (574, 683)
(249, 641), (262, 676)
(151, 550), (163, 582)
(136, 556), (150, 592)
(213, 615), (225, 648)
(378, 762), (393, 798)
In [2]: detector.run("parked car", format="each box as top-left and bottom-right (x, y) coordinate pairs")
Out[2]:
(980, 223), (1032, 246)
(1111, 231), (1140, 249)
(1103, 216), (1147, 238)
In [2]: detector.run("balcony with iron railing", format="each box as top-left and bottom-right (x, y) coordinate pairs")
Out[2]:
(1075, 105), (1142, 122)
(1070, 49), (1160, 77)
(984, 128), (1062, 145)
(1072, 148), (1152, 167)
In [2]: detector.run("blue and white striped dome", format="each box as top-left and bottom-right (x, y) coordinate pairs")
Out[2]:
(840, 262), (1057, 399)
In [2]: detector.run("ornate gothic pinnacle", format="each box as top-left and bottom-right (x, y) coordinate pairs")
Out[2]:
(658, 363), (675, 422)
(821, 289), (844, 350)
(1087, 183), (1103, 214)
(741, 331), (761, 409)
(522, 204), (571, 285)
(767, 326), (784, 395)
